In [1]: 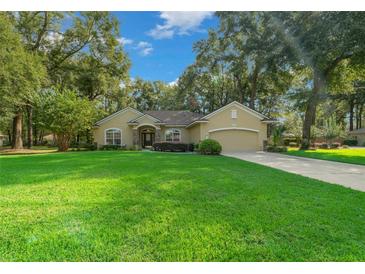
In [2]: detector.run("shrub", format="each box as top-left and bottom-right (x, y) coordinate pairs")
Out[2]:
(70, 142), (97, 151)
(329, 142), (340, 149)
(100, 144), (125, 150)
(341, 145), (349, 149)
(363, 141), (365, 147)
(266, 146), (288, 153)
(288, 142), (297, 147)
(86, 143), (97, 151)
(300, 139), (310, 150)
(198, 139), (222, 155)
(343, 139), (358, 146)
(283, 137), (298, 146)
(152, 142), (188, 152)
(319, 143), (329, 149)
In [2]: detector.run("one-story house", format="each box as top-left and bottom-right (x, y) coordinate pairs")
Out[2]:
(349, 128), (365, 146)
(93, 101), (274, 152)
(0, 132), (5, 147)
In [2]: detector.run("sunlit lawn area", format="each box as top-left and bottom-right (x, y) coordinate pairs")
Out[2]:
(285, 148), (365, 166)
(1, 151), (365, 261)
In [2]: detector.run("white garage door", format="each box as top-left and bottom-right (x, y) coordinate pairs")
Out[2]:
(209, 129), (259, 152)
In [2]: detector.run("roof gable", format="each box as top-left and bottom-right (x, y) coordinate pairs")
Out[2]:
(128, 113), (162, 123)
(95, 107), (143, 126)
(201, 101), (268, 121)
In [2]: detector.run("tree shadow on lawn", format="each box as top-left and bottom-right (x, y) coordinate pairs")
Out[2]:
(2, 151), (365, 261)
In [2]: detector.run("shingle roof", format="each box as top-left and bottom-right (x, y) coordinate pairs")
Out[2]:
(144, 111), (205, 125)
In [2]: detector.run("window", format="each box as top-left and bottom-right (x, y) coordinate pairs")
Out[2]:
(231, 109), (237, 119)
(165, 129), (181, 142)
(105, 128), (121, 145)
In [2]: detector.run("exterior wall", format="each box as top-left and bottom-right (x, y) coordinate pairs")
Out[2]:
(160, 126), (189, 143)
(355, 134), (365, 146)
(187, 124), (201, 144)
(210, 130), (259, 152)
(200, 104), (268, 150)
(93, 109), (141, 148)
(93, 102), (268, 151)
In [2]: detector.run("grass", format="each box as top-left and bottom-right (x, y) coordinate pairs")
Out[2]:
(285, 148), (365, 166)
(0, 145), (57, 155)
(1, 151), (365, 262)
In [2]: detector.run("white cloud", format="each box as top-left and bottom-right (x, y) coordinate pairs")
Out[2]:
(136, 41), (153, 56)
(147, 11), (214, 39)
(46, 31), (63, 44)
(168, 78), (179, 86)
(117, 37), (133, 46)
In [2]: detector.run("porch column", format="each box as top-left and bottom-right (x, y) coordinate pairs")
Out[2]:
(133, 128), (139, 148)
(155, 128), (161, 143)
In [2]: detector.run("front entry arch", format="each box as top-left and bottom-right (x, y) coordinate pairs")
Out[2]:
(140, 127), (155, 148)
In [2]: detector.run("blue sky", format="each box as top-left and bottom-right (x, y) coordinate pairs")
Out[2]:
(112, 12), (218, 84)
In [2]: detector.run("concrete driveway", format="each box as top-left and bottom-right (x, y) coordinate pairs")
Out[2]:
(224, 151), (365, 192)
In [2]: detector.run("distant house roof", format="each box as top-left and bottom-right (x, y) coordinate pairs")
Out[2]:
(144, 111), (205, 125)
(349, 128), (365, 134)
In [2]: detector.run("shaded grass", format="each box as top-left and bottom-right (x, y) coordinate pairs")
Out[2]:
(1, 151), (365, 261)
(285, 148), (365, 166)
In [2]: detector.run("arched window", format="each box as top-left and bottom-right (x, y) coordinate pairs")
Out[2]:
(165, 129), (181, 142)
(105, 128), (122, 145)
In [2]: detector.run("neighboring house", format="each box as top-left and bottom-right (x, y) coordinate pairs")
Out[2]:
(0, 132), (5, 147)
(349, 128), (365, 146)
(43, 134), (55, 145)
(93, 101), (274, 152)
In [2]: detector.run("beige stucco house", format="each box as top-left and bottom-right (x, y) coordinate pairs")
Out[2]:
(93, 101), (274, 152)
(349, 128), (365, 146)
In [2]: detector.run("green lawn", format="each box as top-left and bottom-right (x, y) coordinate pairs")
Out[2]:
(1, 151), (365, 261)
(285, 148), (365, 166)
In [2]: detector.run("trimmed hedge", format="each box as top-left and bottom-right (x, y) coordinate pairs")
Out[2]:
(152, 142), (194, 152)
(100, 144), (126, 150)
(70, 142), (97, 151)
(267, 146), (288, 152)
(330, 142), (341, 149)
(198, 139), (222, 155)
(343, 139), (358, 146)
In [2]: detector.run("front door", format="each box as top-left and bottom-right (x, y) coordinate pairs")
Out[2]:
(142, 132), (155, 148)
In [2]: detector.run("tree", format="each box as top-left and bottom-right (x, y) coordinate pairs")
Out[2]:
(271, 125), (285, 147)
(0, 13), (45, 149)
(40, 90), (95, 151)
(11, 11), (130, 147)
(274, 12), (365, 148)
(217, 12), (294, 110)
(322, 115), (344, 145)
(11, 11), (64, 148)
(177, 12), (293, 117)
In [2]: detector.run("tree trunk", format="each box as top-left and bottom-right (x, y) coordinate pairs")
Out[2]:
(300, 71), (324, 149)
(249, 65), (259, 110)
(7, 129), (12, 145)
(12, 112), (23, 149)
(349, 98), (354, 131)
(359, 104), (363, 129)
(356, 105), (360, 129)
(26, 105), (33, 149)
(56, 133), (71, 152)
(33, 125), (38, 145)
(38, 130), (45, 144)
